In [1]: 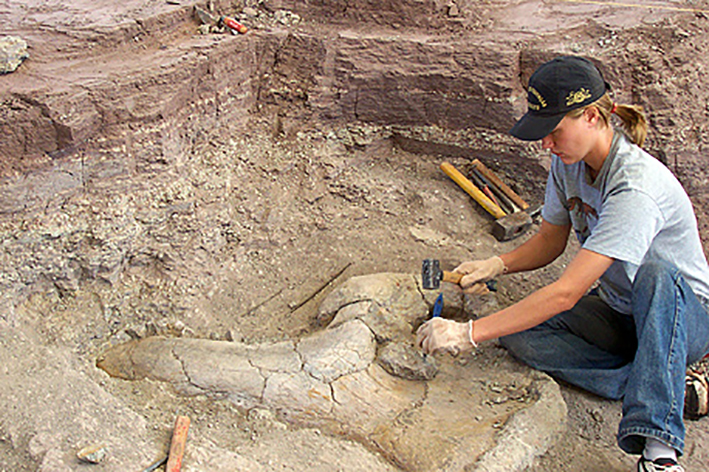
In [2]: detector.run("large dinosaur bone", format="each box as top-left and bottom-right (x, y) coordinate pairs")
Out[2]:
(98, 273), (566, 471)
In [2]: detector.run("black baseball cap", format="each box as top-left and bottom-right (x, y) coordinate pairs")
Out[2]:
(510, 56), (611, 141)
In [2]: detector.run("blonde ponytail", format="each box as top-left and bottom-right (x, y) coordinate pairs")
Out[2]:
(568, 93), (648, 147)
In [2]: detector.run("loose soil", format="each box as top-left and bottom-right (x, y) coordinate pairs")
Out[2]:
(2, 1), (709, 471)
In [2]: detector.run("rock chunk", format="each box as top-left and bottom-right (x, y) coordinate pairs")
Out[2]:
(0, 36), (28, 74)
(377, 341), (438, 380)
(76, 444), (108, 464)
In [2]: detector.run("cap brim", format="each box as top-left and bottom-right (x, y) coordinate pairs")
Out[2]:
(509, 112), (565, 141)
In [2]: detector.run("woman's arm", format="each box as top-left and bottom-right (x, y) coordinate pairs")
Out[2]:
(457, 219), (572, 290)
(474, 248), (614, 342)
(501, 219), (572, 274)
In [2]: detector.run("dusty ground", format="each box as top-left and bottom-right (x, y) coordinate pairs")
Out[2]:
(2, 0), (709, 471)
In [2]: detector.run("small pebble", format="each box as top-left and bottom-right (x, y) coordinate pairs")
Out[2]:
(77, 444), (108, 464)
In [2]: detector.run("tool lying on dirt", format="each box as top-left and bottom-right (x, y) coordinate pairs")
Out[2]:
(471, 159), (529, 212)
(195, 6), (217, 24)
(469, 167), (500, 209)
(143, 456), (168, 472)
(422, 259), (497, 292)
(472, 159), (543, 240)
(194, 6), (248, 34)
(471, 167), (515, 214)
(223, 16), (248, 34)
(491, 205), (541, 241)
(440, 161), (536, 241)
(440, 162), (506, 220)
(166, 415), (191, 472)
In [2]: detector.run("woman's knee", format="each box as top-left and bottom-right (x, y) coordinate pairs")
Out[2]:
(632, 261), (681, 311)
(634, 260), (679, 288)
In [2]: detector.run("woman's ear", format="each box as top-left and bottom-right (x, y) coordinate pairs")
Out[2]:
(583, 106), (601, 126)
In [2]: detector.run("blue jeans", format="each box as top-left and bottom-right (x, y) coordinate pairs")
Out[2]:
(500, 261), (709, 456)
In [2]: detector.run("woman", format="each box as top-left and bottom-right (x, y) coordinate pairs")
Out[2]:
(417, 56), (709, 472)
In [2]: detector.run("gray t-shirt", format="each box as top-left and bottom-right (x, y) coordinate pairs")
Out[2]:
(542, 130), (709, 314)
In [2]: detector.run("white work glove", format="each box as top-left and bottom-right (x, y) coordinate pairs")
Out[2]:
(416, 318), (474, 356)
(454, 256), (506, 295)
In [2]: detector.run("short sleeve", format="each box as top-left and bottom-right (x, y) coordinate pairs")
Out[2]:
(583, 188), (664, 265)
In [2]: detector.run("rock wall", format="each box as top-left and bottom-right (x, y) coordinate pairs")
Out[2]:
(4, 2), (709, 203)
(0, 1), (525, 178)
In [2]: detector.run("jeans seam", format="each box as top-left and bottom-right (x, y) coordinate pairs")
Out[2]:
(663, 270), (682, 431)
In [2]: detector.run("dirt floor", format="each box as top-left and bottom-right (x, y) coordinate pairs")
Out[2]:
(3, 0), (709, 471)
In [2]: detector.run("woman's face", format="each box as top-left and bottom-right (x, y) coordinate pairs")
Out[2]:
(540, 109), (596, 164)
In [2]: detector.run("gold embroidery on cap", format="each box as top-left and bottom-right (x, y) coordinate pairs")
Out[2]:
(528, 86), (547, 111)
(566, 88), (592, 106)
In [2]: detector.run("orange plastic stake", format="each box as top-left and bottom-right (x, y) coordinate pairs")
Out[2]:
(166, 416), (191, 472)
(223, 16), (248, 34)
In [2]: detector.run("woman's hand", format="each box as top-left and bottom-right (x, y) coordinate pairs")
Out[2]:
(454, 256), (506, 294)
(416, 318), (473, 355)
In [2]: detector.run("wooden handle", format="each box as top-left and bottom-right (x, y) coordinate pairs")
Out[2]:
(471, 159), (529, 211)
(440, 162), (506, 219)
(441, 270), (463, 285)
(166, 416), (190, 472)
